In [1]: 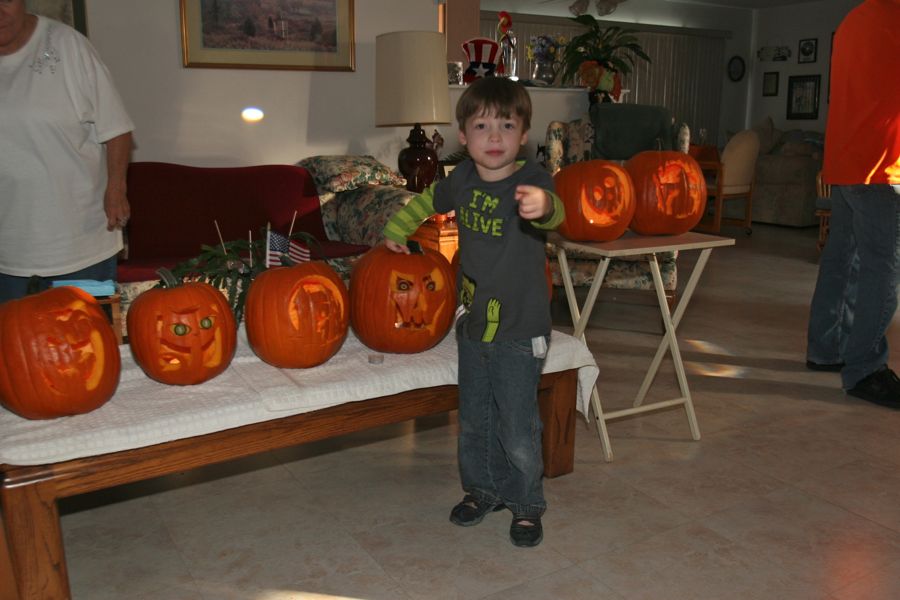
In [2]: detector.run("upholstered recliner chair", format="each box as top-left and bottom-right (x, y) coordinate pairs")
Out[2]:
(543, 103), (690, 307)
(695, 129), (760, 234)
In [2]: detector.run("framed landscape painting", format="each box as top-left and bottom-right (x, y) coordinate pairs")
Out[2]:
(180, 0), (355, 71)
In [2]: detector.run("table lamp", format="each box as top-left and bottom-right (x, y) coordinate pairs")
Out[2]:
(376, 31), (451, 193)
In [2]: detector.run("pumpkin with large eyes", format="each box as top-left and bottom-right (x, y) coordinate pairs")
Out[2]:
(350, 245), (456, 353)
(0, 286), (121, 419)
(244, 261), (349, 368)
(554, 160), (636, 242)
(625, 151), (707, 235)
(127, 278), (237, 385)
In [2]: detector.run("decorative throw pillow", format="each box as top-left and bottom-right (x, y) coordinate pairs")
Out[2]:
(297, 155), (405, 193)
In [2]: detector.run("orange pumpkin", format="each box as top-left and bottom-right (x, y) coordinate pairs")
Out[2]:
(625, 151), (707, 235)
(554, 160), (635, 242)
(127, 278), (237, 385)
(350, 245), (456, 353)
(245, 261), (349, 368)
(0, 287), (120, 419)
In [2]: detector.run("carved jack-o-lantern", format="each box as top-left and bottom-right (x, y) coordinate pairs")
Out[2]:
(127, 279), (237, 385)
(625, 151), (707, 235)
(0, 286), (121, 419)
(350, 245), (456, 353)
(555, 160), (636, 242)
(245, 261), (349, 368)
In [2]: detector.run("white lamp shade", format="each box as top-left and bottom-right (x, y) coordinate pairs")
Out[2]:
(375, 31), (451, 127)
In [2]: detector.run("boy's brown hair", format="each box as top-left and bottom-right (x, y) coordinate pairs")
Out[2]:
(455, 77), (532, 132)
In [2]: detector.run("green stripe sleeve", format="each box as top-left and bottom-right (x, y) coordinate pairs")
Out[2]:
(532, 191), (565, 231)
(383, 184), (437, 245)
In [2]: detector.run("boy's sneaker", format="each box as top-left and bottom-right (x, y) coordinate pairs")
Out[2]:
(847, 366), (900, 409)
(510, 516), (543, 547)
(449, 494), (504, 527)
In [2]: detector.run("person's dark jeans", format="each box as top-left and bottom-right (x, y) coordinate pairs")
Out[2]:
(0, 255), (118, 305)
(456, 328), (547, 518)
(807, 184), (900, 389)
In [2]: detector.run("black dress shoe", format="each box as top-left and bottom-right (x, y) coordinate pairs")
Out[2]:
(449, 494), (504, 527)
(847, 366), (900, 409)
(806, 360), (844, 372)
(510, 516), (543, 547)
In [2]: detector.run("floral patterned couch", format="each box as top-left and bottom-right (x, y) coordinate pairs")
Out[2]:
(727, 117), (822, 227)
(543, 113), (683, 300)
(296, 155), (417, 280)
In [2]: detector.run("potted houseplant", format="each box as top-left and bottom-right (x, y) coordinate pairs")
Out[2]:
(559, 14), (651, 102)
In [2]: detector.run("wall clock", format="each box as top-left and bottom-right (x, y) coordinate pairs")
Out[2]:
(727, 56), (746, 82)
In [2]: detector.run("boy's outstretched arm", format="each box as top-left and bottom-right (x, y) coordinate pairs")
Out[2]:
(515, 184), (565, 230)
(383, 184), (438, 253)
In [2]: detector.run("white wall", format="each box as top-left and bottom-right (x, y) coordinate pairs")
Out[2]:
(86, 0), (440, 168)
(484, 0), (756, 145)
(748, 0), (858, 132)
(82, 0), (858, 170)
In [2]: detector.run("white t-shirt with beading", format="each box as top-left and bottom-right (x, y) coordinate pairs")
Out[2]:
(0, 17), (134, 277)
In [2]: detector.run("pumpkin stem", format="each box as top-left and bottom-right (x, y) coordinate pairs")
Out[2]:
(157, 268), (182, 288)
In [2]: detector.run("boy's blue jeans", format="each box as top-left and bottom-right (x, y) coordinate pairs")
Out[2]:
(456, 328), (547, 519)
(807, 184), (900, 389)
(0, 255), (118, 305)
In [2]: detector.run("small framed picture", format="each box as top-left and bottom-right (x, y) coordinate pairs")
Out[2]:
(763, 72), (779, 97)
(787, 75), (821, 120)
(798, 38), (817, 64)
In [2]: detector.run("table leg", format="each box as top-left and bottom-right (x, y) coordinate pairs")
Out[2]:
(555, 248), (614, 461)
(634, 249), (713, 408)
(1, 477), (70, 599)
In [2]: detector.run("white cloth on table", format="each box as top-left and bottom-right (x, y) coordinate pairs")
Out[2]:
(0, 327), (598, 466)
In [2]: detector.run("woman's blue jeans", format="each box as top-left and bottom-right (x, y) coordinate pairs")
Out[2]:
(0, 255), (118, 305)
(456, 328), (547, 518)
(807, 184), (900, 389)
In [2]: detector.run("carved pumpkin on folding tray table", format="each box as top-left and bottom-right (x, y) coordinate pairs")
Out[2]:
(244, 261), (349, 368)
(625, 151), (707, 235)
(553, 160), (635, 242)
(0, 286), (121, 419)
(350, 245), (455, 353)
(127, 272), (237, 385)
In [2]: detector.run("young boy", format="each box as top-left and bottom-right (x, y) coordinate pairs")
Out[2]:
(383, 77), (564, 547)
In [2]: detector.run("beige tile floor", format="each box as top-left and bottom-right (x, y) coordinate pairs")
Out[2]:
(53, 224), (900, 599)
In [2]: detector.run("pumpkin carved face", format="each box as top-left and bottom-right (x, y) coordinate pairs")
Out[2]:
(0, 286), (120, 419)
(245, 262), (349, 368)
(625, 151), (707, 235)
(350, 245), (455, 353)
(555, 160), (635, 242)
(127, 282), (237, 385)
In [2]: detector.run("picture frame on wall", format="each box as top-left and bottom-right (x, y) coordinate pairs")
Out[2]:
(787, 75), (821, 120)
(798, 38), (817, 64)
(26, 0), (86, 35)
(762, 72), (779, 97)
(180, 0), (355, 71)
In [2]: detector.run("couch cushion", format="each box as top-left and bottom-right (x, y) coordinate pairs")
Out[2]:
(297, 155), (405, 193)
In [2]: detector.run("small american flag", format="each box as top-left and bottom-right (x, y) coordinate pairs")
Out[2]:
(267, 229), (310, 267)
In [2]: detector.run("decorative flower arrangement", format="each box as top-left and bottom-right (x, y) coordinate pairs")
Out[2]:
(559, 14), (650, 100)
(526, 34), (567, 64)
(577, 60), (623, 101)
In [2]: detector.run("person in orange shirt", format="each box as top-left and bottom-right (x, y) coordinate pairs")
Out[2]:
(806, 0), (900, 408)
